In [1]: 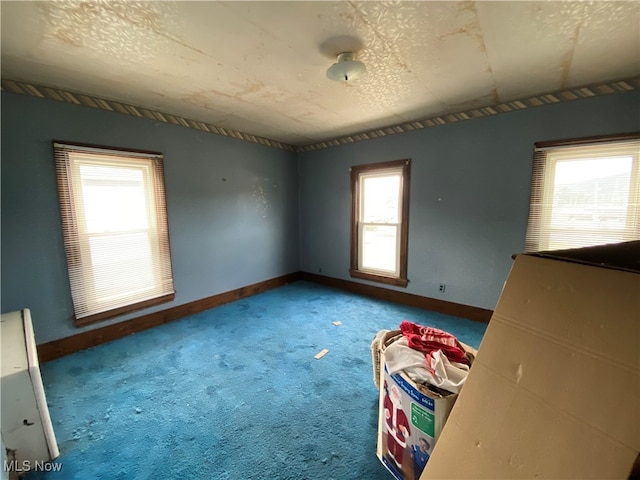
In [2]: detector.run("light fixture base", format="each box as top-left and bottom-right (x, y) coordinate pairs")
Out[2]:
(326, 51), (366, 82)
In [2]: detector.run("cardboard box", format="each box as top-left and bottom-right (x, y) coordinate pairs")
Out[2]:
(376, 354), (460, 480)
(422, 241), (640, 479)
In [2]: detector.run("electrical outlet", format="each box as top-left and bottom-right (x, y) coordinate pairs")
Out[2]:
(439, 283), (446, 293)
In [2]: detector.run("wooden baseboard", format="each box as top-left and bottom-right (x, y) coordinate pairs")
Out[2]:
(298, 271), (493, 323)
(38, 270), (491, 362)
(37, 272), (301, 363)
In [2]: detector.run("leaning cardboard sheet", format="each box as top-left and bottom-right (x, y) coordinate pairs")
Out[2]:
(372, 321), (476, 480)
(422, 241), (640, 480)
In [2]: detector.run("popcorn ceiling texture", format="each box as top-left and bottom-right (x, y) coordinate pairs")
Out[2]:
(3, 1), (637, 146)
(40, 1), (169, 58)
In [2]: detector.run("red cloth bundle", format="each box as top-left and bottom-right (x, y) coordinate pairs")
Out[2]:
(399, 320), (467, 365)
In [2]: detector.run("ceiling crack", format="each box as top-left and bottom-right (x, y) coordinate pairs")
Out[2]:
(468, 1), (499, 104)
(560, 23), (582, 90)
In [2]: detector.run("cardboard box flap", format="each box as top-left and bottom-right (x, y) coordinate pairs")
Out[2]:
(526, 240), (640, 273)
(422, 243), (640, 480)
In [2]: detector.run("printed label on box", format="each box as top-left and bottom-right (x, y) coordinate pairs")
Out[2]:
(377, 364), (457, 480)
(410, 403), (435, 437)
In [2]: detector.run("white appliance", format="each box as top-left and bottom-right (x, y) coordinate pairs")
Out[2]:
(1, 309), (59, 466)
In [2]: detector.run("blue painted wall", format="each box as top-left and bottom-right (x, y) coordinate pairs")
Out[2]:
(1, 92), (299, 343)
(2, 90), (638, 343)
(298, 91), (640, 310)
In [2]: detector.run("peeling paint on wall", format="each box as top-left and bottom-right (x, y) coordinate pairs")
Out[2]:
(252, 179), (274, 219)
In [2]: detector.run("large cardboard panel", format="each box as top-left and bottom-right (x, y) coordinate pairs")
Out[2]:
(422, 246), (640, 479)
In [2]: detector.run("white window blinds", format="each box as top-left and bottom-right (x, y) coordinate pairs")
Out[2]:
(525, 134), (640, 252)
(54, 142), (175, 325)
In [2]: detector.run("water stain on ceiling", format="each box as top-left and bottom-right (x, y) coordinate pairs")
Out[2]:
(1, 1), (638, 147)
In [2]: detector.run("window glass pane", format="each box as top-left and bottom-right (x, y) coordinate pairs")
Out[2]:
(552, 156), (631, 227)
(80, 163), (149, 233)
(362, 224), (397, 272)
(362, 174), (400, 223)
(548, 156), (633, 249)
(350, 159), (409, 286)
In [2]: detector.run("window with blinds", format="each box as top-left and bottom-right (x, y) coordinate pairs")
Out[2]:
(350, 159), (410, 287)
(54, 142), (175, 326)
(525, 133), (640, 253)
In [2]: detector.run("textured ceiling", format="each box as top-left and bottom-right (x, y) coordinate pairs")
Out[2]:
(1, 1), (639, 147)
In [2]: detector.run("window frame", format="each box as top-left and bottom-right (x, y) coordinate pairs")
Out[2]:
(53, 141), (176, 326)
(525, 132), (640, 253)
(350, 159), (410, 287)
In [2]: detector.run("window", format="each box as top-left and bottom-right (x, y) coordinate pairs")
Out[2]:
(525, 133), (639, 252)
(54, 142), (175, 326)
(350, 159), (410, 286)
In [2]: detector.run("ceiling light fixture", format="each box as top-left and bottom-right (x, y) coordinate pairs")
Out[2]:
(326, 52), (366, 82)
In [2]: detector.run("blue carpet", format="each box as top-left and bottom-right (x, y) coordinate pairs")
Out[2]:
(27, 281), (486, 480)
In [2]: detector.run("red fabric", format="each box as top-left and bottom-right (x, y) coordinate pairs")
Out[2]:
(383, 385), (411, 467)
(399, 320), (467, 364)
(383, 391), (410, 445)
(386, 431), (405, 466)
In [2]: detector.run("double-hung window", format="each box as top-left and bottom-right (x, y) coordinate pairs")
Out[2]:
(350, 159), (410, 286)
(525, 133), (639, 252)
(54, 142), (175, 326)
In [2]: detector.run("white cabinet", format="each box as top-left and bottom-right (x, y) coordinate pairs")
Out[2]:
(1, 309), (59, 465)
